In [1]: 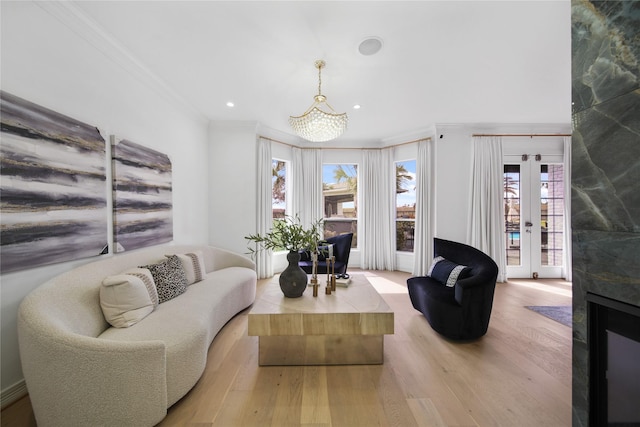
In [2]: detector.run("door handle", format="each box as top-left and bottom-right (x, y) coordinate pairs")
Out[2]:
(525, 221), (533, 227)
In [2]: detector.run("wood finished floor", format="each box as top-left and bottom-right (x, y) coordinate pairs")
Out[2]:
(1, 270), (572, 427)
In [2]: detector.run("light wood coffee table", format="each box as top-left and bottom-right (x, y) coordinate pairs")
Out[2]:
(248, 274), (394, 365)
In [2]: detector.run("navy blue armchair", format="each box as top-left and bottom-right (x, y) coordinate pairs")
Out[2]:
(299, 233), (353, 275)
(407, 238), (498, 340)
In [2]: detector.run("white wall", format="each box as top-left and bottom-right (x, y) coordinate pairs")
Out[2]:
(0, 2), (209, 397)
(433, 125), (475, 243)
(208, 121), (259, 256)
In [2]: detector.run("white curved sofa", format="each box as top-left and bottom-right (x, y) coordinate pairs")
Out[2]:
(17, 244), (256, 427)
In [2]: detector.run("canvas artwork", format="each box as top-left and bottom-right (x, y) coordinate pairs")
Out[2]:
(0, 91), (108, 273)
(111, 137), (173, 252)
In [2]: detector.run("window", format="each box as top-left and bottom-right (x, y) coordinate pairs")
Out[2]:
(323, 164), (357, 247)
(396, 160), (416, 252)
(272, 159), (286, 220)
(271, 159), (287, 251)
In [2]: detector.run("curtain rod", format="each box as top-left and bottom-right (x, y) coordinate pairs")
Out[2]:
(257, 135), (431, 150)
(472, 133), (571, 137)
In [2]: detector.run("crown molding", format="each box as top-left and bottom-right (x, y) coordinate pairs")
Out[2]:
(435, 122), (572, 134)
(255, 123), (302, 146)
(380, 125), (436, 147)
(36, 1), (207, 123)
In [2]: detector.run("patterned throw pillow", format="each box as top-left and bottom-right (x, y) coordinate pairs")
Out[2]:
(140, 255), (188, 303)
(427, 256), (471, 287)
(167, 251), (206, 285)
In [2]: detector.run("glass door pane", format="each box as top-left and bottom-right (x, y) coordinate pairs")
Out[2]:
(504, 164), (521, 266)
(540, 164), (564, 266)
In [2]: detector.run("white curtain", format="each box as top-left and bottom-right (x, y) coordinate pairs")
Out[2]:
(413, 139), (435, 276)
(360, 148), (396, 270)
(292, 147), (323, 228)
(562, 136), (572, 281)
(467, 136), (507, 282)
(255, 137), (273, 279)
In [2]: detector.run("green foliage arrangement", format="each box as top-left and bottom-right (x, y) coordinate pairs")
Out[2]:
(245, 215), (324, 256)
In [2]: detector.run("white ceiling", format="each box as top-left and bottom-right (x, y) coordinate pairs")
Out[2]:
(71, 0), (571, 146)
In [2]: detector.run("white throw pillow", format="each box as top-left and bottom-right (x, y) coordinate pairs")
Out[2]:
(100, 274), (155, 328)
(167, 251), (206, 285)
(121, 267), (159, 307)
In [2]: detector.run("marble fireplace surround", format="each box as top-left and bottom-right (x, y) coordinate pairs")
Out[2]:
(571, 1), (640, 426)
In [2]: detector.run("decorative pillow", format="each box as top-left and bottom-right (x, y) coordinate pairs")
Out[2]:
(100, 275), (155, 328)
(427, 256), (445, 276)
(184, 251), (206, 282)
(317, 244), (334, 261)
(428, 256), (471, 287)
(140, 255), (188, 303)
(167, 251), (207, 285)
(121, 267), (159, 307)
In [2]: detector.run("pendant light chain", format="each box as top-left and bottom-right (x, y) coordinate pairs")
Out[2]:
(315, 59), (325, 97)
(317, 61), (322, 97)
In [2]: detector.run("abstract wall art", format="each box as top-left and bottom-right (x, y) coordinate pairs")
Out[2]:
(0, 91), (108, 273)
(111, 137), (173, 252)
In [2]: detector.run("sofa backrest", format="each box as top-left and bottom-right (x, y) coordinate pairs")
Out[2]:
(326, 233), (353, 265)
(18, 244), (248, 339)
(433, 238), (498, 282)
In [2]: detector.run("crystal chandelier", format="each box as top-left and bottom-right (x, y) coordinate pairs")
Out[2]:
(289, 60), (348, 142)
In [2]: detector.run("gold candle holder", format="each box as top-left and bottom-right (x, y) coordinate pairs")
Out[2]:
(331, 256), (336, 291)
(326, 264), (330, 288)
(311, 251), (318, 283)
(325, 284), (331, 295)
(313, 283), (318, 297)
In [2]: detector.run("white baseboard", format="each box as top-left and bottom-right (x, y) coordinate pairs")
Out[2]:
(1, 380), (28, 409)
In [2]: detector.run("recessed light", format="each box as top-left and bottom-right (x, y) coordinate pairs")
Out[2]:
(226, 101), (235, 107)
(358, 37), (383, 56)
(353, 104), (361, 110)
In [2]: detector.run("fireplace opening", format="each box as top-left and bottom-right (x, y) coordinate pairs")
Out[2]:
(587, 293), (640, 426)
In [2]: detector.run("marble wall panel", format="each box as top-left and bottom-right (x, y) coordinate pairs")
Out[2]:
(571, 1), (639, 114)
(571, 1), (640, 426)
(571, 90), (640, 233)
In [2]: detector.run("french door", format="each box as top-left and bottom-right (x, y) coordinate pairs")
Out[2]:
(504, 155), (565, 278)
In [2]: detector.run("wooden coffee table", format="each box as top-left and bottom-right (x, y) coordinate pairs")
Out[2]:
(248, 275), (394, 365)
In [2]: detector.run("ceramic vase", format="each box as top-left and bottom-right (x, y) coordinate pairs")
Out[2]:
(279, 251), (308, 298)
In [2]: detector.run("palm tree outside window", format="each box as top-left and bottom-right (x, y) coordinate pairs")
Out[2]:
(271, 159), (287, 250)
(322, 164), (357, 247)
(396, 160), (416, 252)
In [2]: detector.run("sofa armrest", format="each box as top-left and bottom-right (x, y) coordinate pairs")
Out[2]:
(18, 314), (167, 427)
(454, 274), (495, 306)
(207, 247), (256, 272)
(455, 275), (486, 290)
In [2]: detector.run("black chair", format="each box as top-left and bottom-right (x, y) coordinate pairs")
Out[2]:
(407, 238), (498, 340)
(299, 233), (353, 275)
